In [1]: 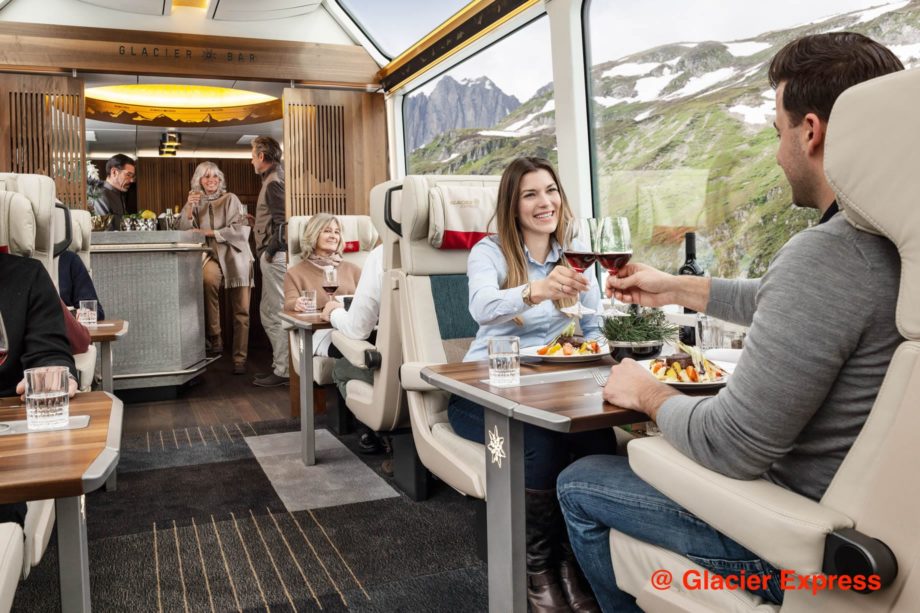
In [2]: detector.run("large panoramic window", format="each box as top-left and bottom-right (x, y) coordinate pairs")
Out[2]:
(585, 0), (919, 278)
(336, 0), (468, 59)
(404, 16), (558, 175)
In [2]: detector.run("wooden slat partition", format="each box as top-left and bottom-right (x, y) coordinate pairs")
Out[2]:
(0, 74), (85, 208)
(282, 88), (387, 218)
(133, 157), (263, 215)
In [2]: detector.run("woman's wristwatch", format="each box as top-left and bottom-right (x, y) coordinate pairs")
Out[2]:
(522, 282), (537, 307)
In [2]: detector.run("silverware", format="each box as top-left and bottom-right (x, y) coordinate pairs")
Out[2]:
(591, 369), (609, 387)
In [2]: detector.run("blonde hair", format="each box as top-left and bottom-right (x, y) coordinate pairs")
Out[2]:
(300, 213), (343, 259)
(191, 161), (227, 194)
(494, 157), (576, 314)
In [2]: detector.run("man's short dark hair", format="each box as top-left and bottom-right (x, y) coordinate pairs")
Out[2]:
(769, 32), (903, 126)
(252, 136), (283, 165)
(105, 153), (136, 176)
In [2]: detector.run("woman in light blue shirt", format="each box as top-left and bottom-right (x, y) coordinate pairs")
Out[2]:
(448, 157), (615, 611)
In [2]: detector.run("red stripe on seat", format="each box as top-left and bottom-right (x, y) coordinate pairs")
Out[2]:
(343, 240), (360, 253)
(440, 230), (492, 250)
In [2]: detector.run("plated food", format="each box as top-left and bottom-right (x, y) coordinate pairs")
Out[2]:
(644, 343), (728, 388)
(524, 321), (609, 362)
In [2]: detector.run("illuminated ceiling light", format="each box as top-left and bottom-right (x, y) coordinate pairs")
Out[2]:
(172, 0), (209, 8)
(86, 84), (275, 108)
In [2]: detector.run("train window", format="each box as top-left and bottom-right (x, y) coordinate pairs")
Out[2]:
(336, 0), (468, 59)
(583, 0), (918, 277)
(403, 15), (558, 175)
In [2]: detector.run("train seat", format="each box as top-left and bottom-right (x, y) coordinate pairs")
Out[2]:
(611, 67), (920, 612)
(0, 522), (24, 613)
(395, 174), (501, 500)
(0, 173), (56, 281)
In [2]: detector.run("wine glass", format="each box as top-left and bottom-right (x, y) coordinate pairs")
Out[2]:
(322, 267), (339, 303)
(560, 218), (597, 317)
(596, 216), (633, 317)
(0, 314), (9, 432)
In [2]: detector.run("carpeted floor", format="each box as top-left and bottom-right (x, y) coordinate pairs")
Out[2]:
(11, 417), (488, 612)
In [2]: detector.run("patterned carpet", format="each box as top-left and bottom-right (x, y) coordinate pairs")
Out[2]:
(11, 418), (488, 612)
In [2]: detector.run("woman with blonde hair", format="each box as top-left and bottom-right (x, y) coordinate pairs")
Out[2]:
(283, 213), (361, 357)
(179, 161), (254, 375)
(450, 157), (612, 612)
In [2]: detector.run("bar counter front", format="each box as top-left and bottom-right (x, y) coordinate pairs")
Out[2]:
(90, 230), (212, 391)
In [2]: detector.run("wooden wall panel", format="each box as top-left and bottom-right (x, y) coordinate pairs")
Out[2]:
(0, 74), (85, 208)
(133, 157), (262, 215)
(283, 89), (387, 218)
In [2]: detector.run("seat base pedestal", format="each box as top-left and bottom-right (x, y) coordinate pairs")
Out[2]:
(392, 429), (430, 501)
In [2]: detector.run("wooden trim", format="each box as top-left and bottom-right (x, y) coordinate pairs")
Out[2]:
(0, 21), (380, 86)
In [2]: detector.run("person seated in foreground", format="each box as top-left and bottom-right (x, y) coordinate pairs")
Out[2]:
(556, 32), (905, 611)
(0, 252), (79, 528)
(321, 242), (387, 455)
(449, 157), (613, 612)
(284, 213), (361, 359)
(58, 249), (105, 321)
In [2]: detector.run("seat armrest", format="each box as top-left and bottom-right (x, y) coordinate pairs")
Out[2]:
(400, 362), (441, 392)
(330, 331), (375, 370)
(627, 437), (854, 573)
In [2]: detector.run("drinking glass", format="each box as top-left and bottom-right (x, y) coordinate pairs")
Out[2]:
(0, 314), (9, 432)
(299, 289), (317, 313)
(24, 366), (70, 430)
(596, 216), (633, 317)
(560, 218), (597, 317)
(78, 300), (98, 327)
(488, 336), (520, 387)
(697, 315), (724, 350)
(322, 267), (338, 303)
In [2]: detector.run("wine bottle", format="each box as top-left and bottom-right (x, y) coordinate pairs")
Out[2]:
(678, 232), (704, 345)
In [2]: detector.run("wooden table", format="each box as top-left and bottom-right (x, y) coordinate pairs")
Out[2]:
(279, 311), (331, 466)
(86, 320), (129, 394)
(0, 392), (123, 613)
(423, 358), (648, 613)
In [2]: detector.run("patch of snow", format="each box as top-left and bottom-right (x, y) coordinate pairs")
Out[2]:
(853, 1), (910, 24)
(665, 57), (681, 66)
(634, 69), (677, 101)
(670, 68), (736, 98)
(478, 130), (517, 138)
(724, 41), (771, 57)
(634, 109), (653, 122)
(501, 100), (555, 133)
(440, 152), (461, 163)
(891, 42), (920, 61)
(505, 112), (539, 133)
(602, 62), (660, 79)
(595, 96), (633, 107)
(729, 100), (775, 125)
(761, 89), (773, 100)
(678, 43), (698, 48)
(541, 100), (555, 113)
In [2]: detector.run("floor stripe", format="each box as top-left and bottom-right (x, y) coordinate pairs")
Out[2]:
(305, 509), (371, 601)
(268, 509), (329, 608)
(153, 522), (163, 613)
(159, 431), (165, 451)
(234, 423), (247, 438)
(191, 517), (217, 613)
(172, 520), (191, 613)
(246, 422), (258, 436)
(210, 514), (243, 613)
(172, 429), (180, 449)
(198, 426), (208, 446)
(248, 509), (302, 612)
(184, 428), (194, 447)
(146, 432), (151, 453)
(230, 511), (271, 611)
(222, 424), (233, 442)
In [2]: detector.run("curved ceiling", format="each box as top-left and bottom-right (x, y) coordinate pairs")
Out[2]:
(77, 0), (323, 20)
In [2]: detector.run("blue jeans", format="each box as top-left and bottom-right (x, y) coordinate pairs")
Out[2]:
(557, 455), (784, 612)
(448, 394), (617, 490)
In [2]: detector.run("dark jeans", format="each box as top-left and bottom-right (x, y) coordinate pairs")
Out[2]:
(557, 455), (784, 612)
(447, 394), (617, 490)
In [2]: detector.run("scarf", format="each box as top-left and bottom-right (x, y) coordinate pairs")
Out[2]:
(307, 252), (343, 270)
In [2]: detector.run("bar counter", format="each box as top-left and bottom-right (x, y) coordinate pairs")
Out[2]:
(90, 230), (212, 391)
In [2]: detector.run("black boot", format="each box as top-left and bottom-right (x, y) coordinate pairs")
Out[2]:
(526, 488), (572, 612)
(559, 539), (601, 613)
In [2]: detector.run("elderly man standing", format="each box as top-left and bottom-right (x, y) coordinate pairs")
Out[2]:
(250, 136), (289, 387)
(93, 153), (136, 231)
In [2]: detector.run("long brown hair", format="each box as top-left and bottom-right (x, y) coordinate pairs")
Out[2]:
(494, 157), (576, 313)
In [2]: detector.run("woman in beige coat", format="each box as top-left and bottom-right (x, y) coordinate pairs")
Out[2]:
(179, 161), (254, 374)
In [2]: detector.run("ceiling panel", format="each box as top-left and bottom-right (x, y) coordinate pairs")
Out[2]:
(79, 0), (168, 16)
(209, 0), (322, 21)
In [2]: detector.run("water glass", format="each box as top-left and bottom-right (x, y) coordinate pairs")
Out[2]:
(24, 366), (70, 430)
(488, 336), (520, 387)
(697, 315), (724, 350)
(78, 300), (98, 327)
(299, 289), (318, 313)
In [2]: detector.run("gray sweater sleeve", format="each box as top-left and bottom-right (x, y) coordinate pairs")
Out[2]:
(706, 278), (761, 326)
(656, 229), (874, 480)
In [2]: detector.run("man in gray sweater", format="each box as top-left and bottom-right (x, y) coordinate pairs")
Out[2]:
(557, 33), (904, 611)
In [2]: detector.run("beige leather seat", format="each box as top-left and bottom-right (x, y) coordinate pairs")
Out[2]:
(0, 173), (56, 280)
(0, 522), (23, 613)
(611, 68), (919, 612)
(395, 175), (501, 500)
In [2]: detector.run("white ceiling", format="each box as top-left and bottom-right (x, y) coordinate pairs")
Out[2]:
(83, 74), (285, 159)
(77, 0), (323, 19)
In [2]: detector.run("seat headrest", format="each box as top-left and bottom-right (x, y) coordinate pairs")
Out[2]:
(824, 68), (920, 340)
(400, 175), (501, 275)
(0, 173), (56, 279)
(369, 180), (403, 272)
(287, 214), (378, 268)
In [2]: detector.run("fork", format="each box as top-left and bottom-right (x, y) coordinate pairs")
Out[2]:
(591, 369), (609, 387)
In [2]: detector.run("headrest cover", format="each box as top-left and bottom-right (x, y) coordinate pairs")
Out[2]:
(428, 184), (498, 250)
(824, 68), (920, 340)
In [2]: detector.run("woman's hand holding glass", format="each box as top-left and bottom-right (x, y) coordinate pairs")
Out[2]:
(531, 266), (589, 303)
(559, 218), (597, 316)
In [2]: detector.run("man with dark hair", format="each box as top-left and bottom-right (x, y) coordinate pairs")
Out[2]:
(557, 33), (904, 610)
(93, 153), (136, 230)
(250, 136), (289, 387)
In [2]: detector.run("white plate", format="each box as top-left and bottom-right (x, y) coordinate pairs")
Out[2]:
(521, 343), (610, 363)
(637, 358), (729, 390)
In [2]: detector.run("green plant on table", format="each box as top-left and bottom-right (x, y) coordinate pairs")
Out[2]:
(602, 307), (678, 343)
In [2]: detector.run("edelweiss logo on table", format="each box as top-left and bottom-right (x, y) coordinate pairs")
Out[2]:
(487, 426), (506, 468)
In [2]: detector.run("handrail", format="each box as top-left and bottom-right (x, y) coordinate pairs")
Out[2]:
(384, 184), (403, 237)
